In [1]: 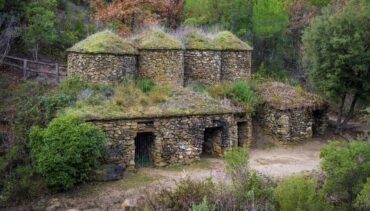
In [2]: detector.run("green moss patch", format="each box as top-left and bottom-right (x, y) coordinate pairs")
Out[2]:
(215, 31), (252, 50)
(132, 28), (183, 49)
(184, 32), (217, 50)
(68, 31), (138, 55)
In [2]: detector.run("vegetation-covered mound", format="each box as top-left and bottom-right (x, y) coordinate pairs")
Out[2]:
(215, 31), (252, 50)
(63, 79), (233, 119)
(184, 31), (218, 50)
(256, 81), (324, 110)
(68, 31), (138, 55)
(132, 28), (183, 49)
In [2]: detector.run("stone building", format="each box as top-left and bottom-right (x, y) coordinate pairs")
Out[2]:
(256, 82), (328, 143)
(215, 31), (253, 81)
(88, 112), (251, 170)
(67, 31), (138, 84)
(132, 29), (184, 86)
(183, 32), (222, 85)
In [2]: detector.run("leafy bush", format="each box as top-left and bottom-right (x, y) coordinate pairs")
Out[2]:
(30, 115), (106, 191)
(191, 197), (216, 211)
(274, 175), (330, 211)
(224, 146), (273, 209)
(207, 80), (258, 113)
(320, 140), (370, 209)
(136, 79), (155, 93)
(354, 178), (370, 210)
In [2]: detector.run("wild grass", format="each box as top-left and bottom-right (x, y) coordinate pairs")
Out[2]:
(207, 80), (259, 114)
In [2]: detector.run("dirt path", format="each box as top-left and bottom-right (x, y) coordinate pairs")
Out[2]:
(27, 140), (327, 211)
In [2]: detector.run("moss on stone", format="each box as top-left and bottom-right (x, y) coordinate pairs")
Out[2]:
(215, 31), (252, 50)
(68, 31), (138, 55)
(184, 32), (217, 50)
(132, 28), (183, 49)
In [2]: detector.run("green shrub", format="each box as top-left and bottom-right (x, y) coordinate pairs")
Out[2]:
(30, 115), (106, 191)
(274, 175), (330, 211)
(207, 80), (258, 113)
(58, 76), (87, 97)
(354, 178), (370, 210)
(136, 79), (155, 93)
(224, 146), (273, 209)
(320, 140), (370, 209)
(191, 197), (216, 211)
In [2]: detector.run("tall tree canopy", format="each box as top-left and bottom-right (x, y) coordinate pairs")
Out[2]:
(303, 0), (370, 129)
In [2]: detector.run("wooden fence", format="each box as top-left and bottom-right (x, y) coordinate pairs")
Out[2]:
(0, 55), (67, 82)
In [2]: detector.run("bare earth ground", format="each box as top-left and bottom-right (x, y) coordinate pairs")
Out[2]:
(19, 136), (331, 211)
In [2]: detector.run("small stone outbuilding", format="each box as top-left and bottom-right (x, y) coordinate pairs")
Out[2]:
(67, 31), (138, 84)
(132, 29), (184, 86)
(215, 31), (252, 81)
(88, 112), (251, 170)
(183, 32), (222, 85)
(256, 82), (328, 143)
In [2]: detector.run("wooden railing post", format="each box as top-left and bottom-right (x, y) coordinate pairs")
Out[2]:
(23, 59), (27, 78)
(55, 63), (60, 82)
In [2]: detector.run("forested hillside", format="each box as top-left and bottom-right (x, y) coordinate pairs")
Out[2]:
(1, 0), (369, 210)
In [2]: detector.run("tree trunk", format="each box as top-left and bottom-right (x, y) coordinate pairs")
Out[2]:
(341, 93), (358, 129)
(336, 93), (347, 132)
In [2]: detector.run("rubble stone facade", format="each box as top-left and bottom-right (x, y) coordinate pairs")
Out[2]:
(137, 49), (184, 86)
(88, 113), (251, 170)
(67, 52), (137, 84)
(221, 50), (252, 81)
(184, 50), (222, 85)
(257, 105), (328, 143)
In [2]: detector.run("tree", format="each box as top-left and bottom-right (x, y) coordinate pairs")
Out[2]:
(252, 0), (289, 75)
(23, 0), (58, 60)
(320, 140), (370, 209)
(91, 0), (157, 35)
(303, 0), (370, 130)
(151, 0), (184, 29)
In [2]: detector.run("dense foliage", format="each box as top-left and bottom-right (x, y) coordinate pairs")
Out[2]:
(303, 0), (370, 129)
(320, 140), (370, 209)
(274, 175), (330, 210)
(30, 115), (106, 191)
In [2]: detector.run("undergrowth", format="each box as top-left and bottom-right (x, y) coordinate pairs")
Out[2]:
(207, 80), (259, 113)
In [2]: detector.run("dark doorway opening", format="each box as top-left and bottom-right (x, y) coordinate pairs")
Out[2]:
(135, 132), (154, 168)
(202, 127), (223, 157)
(312, 110), (323, 136)
(237, 122), (249, 146)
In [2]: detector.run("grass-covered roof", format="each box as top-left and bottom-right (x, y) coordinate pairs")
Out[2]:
(68, 31), (138, 55)
(132, 28), (183, 49)
(215, 31), (252, 50)
(62, 81), (234, 120)
(256, 81), (324, 110)
(184, 32), (218, 50)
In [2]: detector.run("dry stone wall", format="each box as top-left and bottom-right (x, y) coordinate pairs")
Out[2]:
(90, 113), (252, 170)
(257, 105), (328, 143)
(67, 53), (137, 84)
(221, 50), (251, 81)
(137, 49), (184, 86)
(184, 50), (221, 85)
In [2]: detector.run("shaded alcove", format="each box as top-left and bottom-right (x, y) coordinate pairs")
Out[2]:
(134, 132), (155, 168)
(237, 122), (249, 146)
(202, 127), (223, 157)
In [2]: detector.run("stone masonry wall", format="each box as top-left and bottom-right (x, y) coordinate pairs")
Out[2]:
(90, 113), (252, 170)
(257, 105), (325, 143)
(67, 53), (137, 84)
(184, 50), (221, 85)
(221, 50), (251, 81)
(138, 49), (184, 86)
